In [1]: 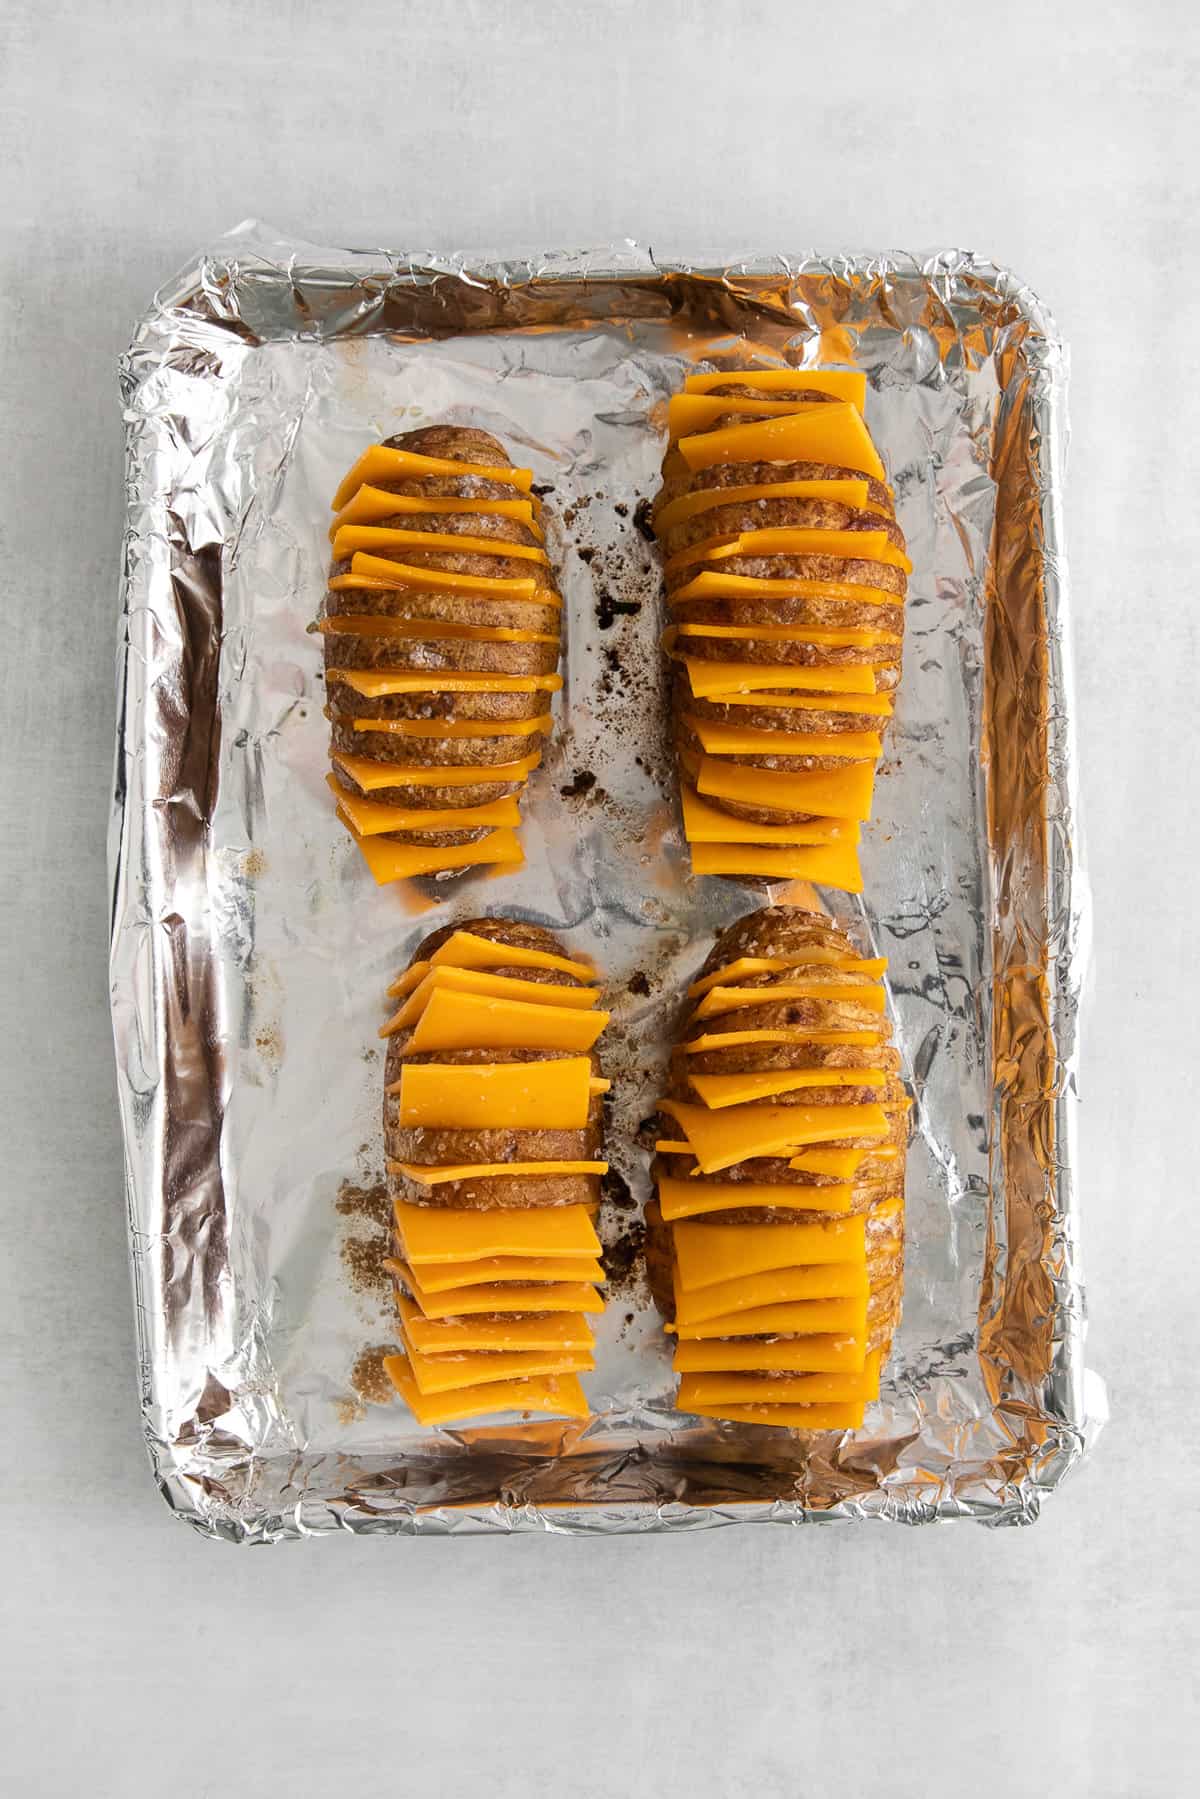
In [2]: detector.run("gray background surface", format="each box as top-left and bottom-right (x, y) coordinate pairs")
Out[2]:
(1, 2), (1195, 1795)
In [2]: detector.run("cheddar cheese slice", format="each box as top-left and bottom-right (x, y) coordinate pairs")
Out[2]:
(697, 688), (894, 721)
(678, 1353), (881, 1406)
(682, 368), (868, 409)
(688, 953), (886, 996)
(687, 717), (883, 760)
(689, 842), (864, 889)
(332, 525), (549, 565)
(393, 1198), (601, 1265)
(406, 987), (609, 1054)
(681, 660), (885, 701)
(658, 1099), (888, 1174)
(392, 1262), (605, 1319)
(332, 446), (534, 511)
(429, 930), (594, 980)
(673, 1334), (866, 1373)
(683, 1398), (865, 1429)
(344, 672), (561, 697)
(789, 1147), (878, 1179)
(691, 982), (886, 1021)
(329, 776), (519, 838)
(672, 1214), (867, 1290)
(654, 478), (872, 535)
(395, 1254), (604, 1293)
(683, 1030), (884, 1052)
(693, 754), (875, 820)
(671, 1295), (867, 1340)
(384, 1361), (590, 1425)
(333, 750), (541, 790)
(331, 486), (543, 538)
(390, 1159), (608, 1187)
(673, 1262), (870, 1322)
(402, 1341), (594, 1397)
(349, 552), (543, 598)
(658, 1176), (854, 1220)
(677, 404), (886, 481)
(341, 816), (523, 884)
(397, 1293), (594, 1355)
(667, 529), (911, 579)
(395, 1057), (599, 1131)
(681, 788), (859, 846)
(382, 965), (600, 1029)
(672, 573), (903, 613)
(690, 1067), (886, 1109)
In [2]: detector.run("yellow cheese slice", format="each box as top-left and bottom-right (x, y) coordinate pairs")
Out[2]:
(333, 446), (535, 510)
(681, 1397), (865, 1428)
(385, 1360), (590, 1425)
(678, 1353), (881, 1405)
(393, 1261), (605, 1319)
(397, 1253), (604, 1293)
(694, 755), (875, 820)
(681, 787), (859, 847)
(673, 1335), (866, 1374)
(667, 528), (911, 579)
(333, 525), (549, 566)
(671, 1295), (868, 1340)
(694, 978), (881, 1021)
(688, 953), (886, 996)
(382, 964), (599, 1027)
(672, 571), (903, 610)
(658, 1176), (854, 1220)
(348, 551), (543, 598)
(394, 1198), (601, 1266)
(658, 1099), (888, 1174)
(676, 1302), (874, 1345)
(343, 672), (561, 698)
(672, 1214), (867, 1290)
(673, 1262), (870, 1322)
(677, 403), (886, 481)
(390, 1159), (608, 1187)
(789, 1147), (877, 1178)
(397, 1293), (594, 1354)
(329, 775), (519, 837)
(690, 1067), (886, 1109)
(687, 717), (883, 760)
(691, 981), (886, 1021)
(689, 842), (864, 890)
(332, 750), (541, 790)
(402, 1338), (594, 1397)
(682, 368), (868, 406)
(331, 485), (543, 538)
(341, 816), (523, 883)
(683, 1030), (884, 1052)
(682, 660), (886, 701)
(395, 1057), (598, 1132)
(406, 986), (610, 1054)
(653, 1140), (693, 1156)
(654, 478), (872, 535)
(690, 688), (893, 719)
(430, 930), (595, 981)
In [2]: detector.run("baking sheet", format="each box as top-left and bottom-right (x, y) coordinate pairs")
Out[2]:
(110, 224), (1104, 1538)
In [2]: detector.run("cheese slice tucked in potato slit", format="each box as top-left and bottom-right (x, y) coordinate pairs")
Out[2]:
(380, 916), (612, 1426)
(320, 427), (562, 879)
(651, 372), (907, 890)
(646, 905), (909, 1431)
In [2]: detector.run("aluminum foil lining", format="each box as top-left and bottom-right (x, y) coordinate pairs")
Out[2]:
(110, 222), (1105, 1540)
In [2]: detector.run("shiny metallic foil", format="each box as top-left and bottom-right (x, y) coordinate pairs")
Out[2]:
(111, 224), (1103, 1540)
